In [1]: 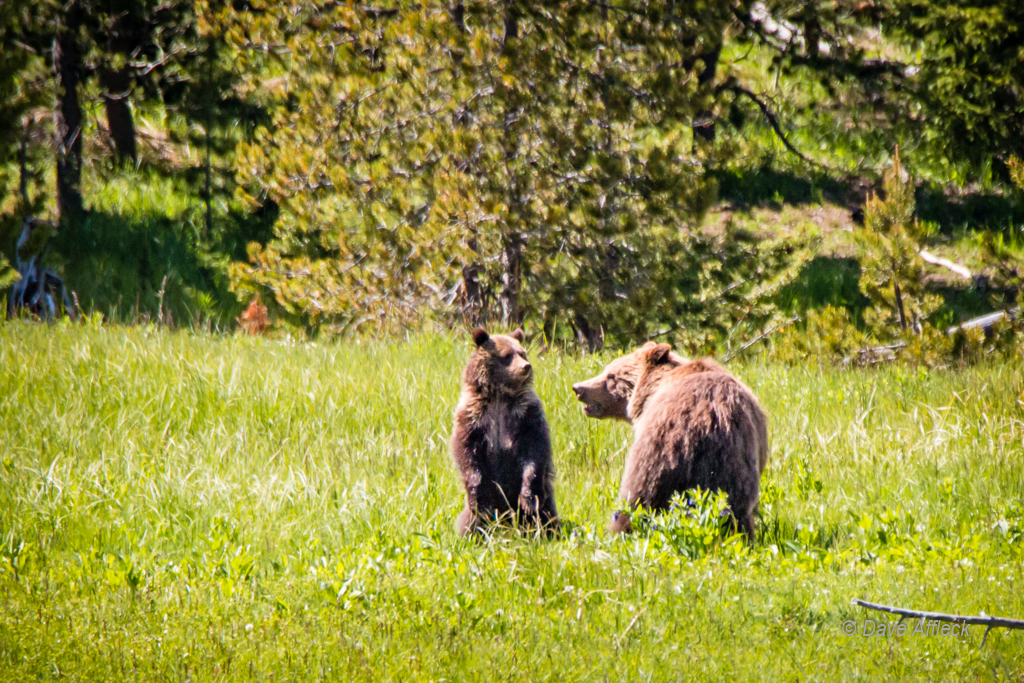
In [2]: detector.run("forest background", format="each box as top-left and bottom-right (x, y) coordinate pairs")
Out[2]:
(2, 0), (1024, 359)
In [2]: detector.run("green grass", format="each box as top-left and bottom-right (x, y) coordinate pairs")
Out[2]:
(1, 323), (1023, 681)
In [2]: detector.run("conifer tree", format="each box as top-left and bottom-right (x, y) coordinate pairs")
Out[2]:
(856, 150), (939, 332)
(225, 1), (789, 342)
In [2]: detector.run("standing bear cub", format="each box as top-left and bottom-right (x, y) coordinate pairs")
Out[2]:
(450, 328), (558, 537)
(572, 343), (768, 540)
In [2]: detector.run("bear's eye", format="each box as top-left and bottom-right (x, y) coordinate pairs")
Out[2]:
(499, 352), (513, 366)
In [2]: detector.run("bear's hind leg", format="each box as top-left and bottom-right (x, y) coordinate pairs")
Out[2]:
(456, 506), (478, 537)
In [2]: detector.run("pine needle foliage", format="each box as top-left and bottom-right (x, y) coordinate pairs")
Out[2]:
(856, 149), (939, 333)
(221, 1), (789, 345)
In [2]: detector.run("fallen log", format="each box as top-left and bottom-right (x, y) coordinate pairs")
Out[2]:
(946, 307), (1019, 335)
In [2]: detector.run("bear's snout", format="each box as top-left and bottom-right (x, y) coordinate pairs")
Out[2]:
(571, 382), (602, 416)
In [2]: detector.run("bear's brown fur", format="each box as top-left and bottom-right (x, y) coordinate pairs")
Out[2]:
(574, 344), (767, 540)
(450, 328), (558, 537)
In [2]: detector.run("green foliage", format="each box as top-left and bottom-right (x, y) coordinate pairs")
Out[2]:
(224, 1), (795, 344)
(623, 489), (742, 559)
(0, 254), (18, 290)
(771, 301), (1024, 367)
(889, 0), (1024, 169)
(1009, 157), (1024, 191)
(730, 0), (1024, 183)
(772, 305), (868, 364)
(3, 0), (1023, 341)
(2, 325), (1023, 679)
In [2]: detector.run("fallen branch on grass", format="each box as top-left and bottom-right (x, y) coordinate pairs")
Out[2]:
(919, 250), (972, 280)
(841, 342), (906, 365)
(844, 305), (1021, 364)
(946, 307), (1020, 335)
(853, 598), (1024, 647)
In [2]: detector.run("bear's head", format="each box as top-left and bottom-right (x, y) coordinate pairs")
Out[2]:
(626, 342), (676, 421)
(571, 342), (686, 420)
(463, 327), (533, 395)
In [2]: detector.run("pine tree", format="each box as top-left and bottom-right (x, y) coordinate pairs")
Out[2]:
(856, 149), (939, 332)
(224, 1), (779, 341)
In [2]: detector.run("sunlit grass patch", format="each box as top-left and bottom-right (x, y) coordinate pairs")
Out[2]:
(1, 322), (1022, 680)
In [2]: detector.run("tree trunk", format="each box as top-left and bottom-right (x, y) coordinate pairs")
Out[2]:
(101, 7), (141, 162)
(498, 1), (522, 329)
(893, 280), (908, 330)
(500, 237), (522, 327)
(573, 311), (604, 353)
(692, 44), (722, 143)
(100, 67), (137, 162)
(53, 9), (85, 227)
(460, 263), (483, 324)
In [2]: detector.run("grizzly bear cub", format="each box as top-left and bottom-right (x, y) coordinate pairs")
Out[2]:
(572, 343), (767, 540)
(450, 328), (558, 537)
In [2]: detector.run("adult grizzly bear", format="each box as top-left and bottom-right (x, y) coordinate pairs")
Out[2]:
(572, 343), (767, 540)
(450, 328), (559, 537)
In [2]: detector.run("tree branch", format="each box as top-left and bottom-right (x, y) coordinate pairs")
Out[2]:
(853, 599), (1024, 647)
(719, 82), (824, 170)
(723, 315), (801, 363)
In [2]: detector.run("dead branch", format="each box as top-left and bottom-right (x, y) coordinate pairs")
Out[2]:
(7, 218), (77, 321)
(919, 250), (972, 280)
(946, 307), (1020, 335)
(840, 342), (905, 366)
(723, 315), (801, 363)
(719, 82), (825, 171)
(853, 598), (1024, 647)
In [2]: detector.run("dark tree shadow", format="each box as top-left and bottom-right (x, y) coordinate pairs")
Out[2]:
(47, 204), (276, 326)
(711, 167), (851, 209)
(915, 184), (1024, 236)
(775, 256), (870, 324)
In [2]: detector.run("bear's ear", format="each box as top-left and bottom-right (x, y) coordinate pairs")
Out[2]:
(509, 328), (525, 342)
(644, 343), (672, 365)
(640, 341), (657, 351)
(472, 328), (490, 347)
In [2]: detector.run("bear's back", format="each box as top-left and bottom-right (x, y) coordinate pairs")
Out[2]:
(637, 370), (768, 472)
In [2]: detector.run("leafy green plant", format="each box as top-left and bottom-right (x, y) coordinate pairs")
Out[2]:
(771, 305), (869, 364)
(620, 489), (739, 559)
(0, 254), (18, 290)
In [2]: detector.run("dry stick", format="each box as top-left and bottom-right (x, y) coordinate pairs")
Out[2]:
(723, 315), (801, 364)
(853, 599), (1024, 647)
(919, 250), (972, 280)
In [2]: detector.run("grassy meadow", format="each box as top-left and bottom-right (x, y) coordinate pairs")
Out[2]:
(1, 322), (1023, 681)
